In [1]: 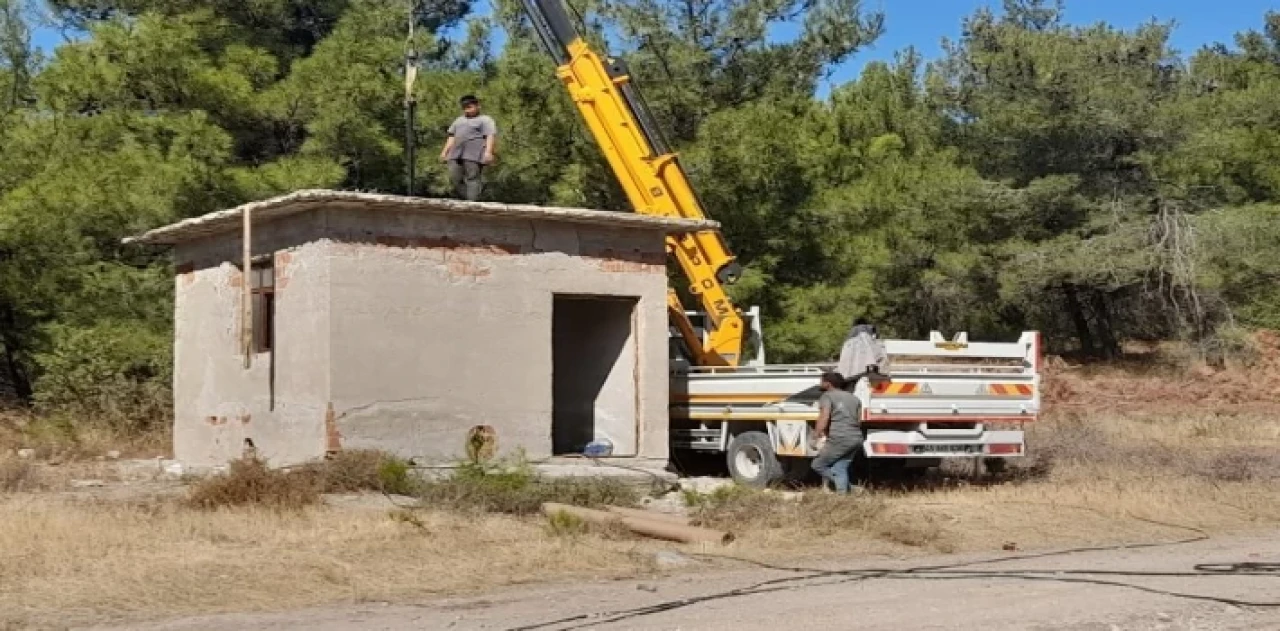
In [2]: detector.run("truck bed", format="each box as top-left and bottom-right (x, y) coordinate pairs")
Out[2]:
(670, 332), (1041, 459)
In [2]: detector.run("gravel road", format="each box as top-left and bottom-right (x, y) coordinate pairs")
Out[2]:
(95, 531), (1280, 631)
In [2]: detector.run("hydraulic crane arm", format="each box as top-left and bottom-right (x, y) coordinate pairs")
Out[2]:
(521, 0), (745, 366)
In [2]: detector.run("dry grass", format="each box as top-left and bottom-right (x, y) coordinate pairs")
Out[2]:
(1022, 409), (1280, 483)
(415, 461), (641, 515)
(186, 458), (323, 510)
(673, 408), (1280, 563)
(1, 409), (168, 462)
(1, 410), (1278, 628)
(185, 451), (425, 511)
(685, 486), (956, 551)
(0, 456), (42, 492)
(302, 449), (418, 495)
(0, 496), (656, 629)
(184, 454), (640, 516)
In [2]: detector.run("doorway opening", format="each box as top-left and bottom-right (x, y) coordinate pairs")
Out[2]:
(552, 295), (638, 456)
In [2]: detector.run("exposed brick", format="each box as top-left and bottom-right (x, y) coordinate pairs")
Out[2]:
(595, 259), (665, 273)
(446, 256), (492, 280)
(581, 246), (665, 266)
(274, 250), (293, 292)
(376, 236), (412, 248)
(325, 403), (342, 453)
(175, 262), (197, 287)
(375, 235), (522, 255)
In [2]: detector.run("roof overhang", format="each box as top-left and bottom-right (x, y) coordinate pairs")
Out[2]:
(123, 189), (721, 246)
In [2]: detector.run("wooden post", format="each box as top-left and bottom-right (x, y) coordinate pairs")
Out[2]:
(242, 207), (252, 369)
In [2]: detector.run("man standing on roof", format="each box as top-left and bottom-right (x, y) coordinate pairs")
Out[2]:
(440, 94), (497, 201)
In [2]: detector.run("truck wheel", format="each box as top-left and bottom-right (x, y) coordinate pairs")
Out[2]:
(983, 458), (1008, 475)
(726, 431), (784, 488)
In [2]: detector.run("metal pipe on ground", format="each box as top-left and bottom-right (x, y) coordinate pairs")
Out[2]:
(604, 505), (692, 526)
(541, 503), (732, 545)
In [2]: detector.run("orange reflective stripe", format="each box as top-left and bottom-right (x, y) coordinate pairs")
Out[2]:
(875, 383), (921, 395)
(987, 384), (1035, 396)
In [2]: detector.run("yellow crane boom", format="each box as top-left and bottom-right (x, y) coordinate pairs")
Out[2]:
(521, 0), (745, 366)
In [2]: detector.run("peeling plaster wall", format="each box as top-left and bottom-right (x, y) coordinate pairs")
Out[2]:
(322, 207), (669, 464)
(171, 203), (671, 468)
(172, 212), (331, 468)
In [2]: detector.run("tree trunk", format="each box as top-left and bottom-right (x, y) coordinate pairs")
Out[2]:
(0, 339), (32, 402)
(0, 304), (33, 402)
(1062, 284), (1095, 357)
(1089, 291), (1121, 358)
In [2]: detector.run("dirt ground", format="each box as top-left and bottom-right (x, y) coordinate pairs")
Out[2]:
(3, 439), (1278, 630)
(90, 530), (1280, 631)
(1043, 330), (1280, 412)
(4, 333), (1280, 629)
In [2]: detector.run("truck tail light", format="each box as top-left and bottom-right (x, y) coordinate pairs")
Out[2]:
(987, 443), (1022, 455)
(870, 443), (910, 455)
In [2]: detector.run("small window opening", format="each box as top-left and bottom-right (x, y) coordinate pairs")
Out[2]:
(251, 261), (274, 353)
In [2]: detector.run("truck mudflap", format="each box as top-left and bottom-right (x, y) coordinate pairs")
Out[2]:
(862, 429), (1025, 458)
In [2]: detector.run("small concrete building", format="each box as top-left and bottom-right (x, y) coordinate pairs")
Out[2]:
(126, 190), (714, 469)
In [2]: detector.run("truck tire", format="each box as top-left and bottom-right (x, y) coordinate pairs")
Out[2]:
(983, 457), (1008, 475)
(726, 431), (784, 488)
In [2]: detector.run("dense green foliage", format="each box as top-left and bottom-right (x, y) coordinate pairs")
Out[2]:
(2, 0), (1279, 421)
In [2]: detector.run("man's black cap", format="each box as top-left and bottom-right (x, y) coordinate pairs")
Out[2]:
(460, 94), (480, 106)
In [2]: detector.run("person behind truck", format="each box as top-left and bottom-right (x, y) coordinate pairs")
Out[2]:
(439, 94), (497, 201)
(811, 372), (864, 494)
(837, 317), (888, 387)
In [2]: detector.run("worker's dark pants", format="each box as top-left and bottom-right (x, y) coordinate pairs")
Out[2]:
(811, 434), (863, 493)
(448, 159), (484, 201)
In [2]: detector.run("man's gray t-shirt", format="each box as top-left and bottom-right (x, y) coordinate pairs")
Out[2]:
(447, 114), (497, 163)
(818, 389), (862, 440)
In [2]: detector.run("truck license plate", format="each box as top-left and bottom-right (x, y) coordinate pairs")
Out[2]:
(919, 444), (977, 454)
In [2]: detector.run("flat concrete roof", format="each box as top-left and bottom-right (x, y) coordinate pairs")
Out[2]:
(123, 189), (721, 246)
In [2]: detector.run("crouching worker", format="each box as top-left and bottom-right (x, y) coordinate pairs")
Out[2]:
(811, 372), (864, 494)
(837, 318), (888, 389)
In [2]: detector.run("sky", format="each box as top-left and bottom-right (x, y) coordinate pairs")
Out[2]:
(28, 0), (1276, 95)
(801, 0), (1275, 94)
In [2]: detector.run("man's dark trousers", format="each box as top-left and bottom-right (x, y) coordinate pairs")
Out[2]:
(449, 159), (484, 201)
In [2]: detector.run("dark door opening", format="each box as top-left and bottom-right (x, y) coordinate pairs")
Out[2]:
(552, 295), (638, 456)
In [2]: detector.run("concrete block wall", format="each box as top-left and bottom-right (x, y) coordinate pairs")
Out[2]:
(322, 206), (670, 465)
(171, 204), (671, 468)
(172, 212), (331, 468)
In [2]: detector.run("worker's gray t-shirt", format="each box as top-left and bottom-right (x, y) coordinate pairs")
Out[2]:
(818, 389), (862, 440)
(447, 114), (497, 163)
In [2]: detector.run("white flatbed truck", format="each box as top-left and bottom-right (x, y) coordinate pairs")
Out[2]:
(671, 315), (1042, 487)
